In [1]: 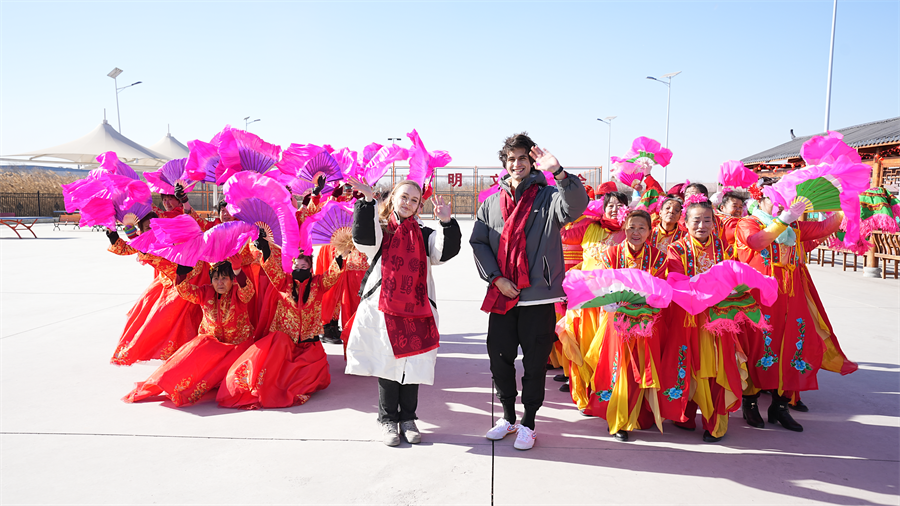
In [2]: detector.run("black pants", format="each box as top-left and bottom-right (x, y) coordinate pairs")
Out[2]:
(486, 304), (557, 429)
(377, 378), (419, 423)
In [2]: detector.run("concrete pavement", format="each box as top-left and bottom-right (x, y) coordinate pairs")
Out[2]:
(1, 221), (898, 505)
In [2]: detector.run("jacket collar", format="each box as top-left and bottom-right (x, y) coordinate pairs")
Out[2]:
(499, 170), (548, 200)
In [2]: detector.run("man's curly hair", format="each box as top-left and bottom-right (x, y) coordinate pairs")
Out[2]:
(498, 132), (537, 167)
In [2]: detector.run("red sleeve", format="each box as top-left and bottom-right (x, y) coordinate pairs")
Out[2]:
(797, 217), (839, 243)
(665, 243), (686, 277)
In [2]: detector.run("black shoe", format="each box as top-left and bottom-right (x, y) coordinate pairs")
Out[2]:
(672, 419), (696, 431)
(579, 409), (593, 417)
(768, 401), (804, 432)
(789, 400), (809, 412)
(742, 395), (765, 428)
(702, 430), (723, 443)
(559, 383), (570, 392)
(613, 430), (629, 442)
(553, 374), (567, 382)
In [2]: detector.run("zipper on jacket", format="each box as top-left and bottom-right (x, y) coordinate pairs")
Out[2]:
(542, 256), (551, 288)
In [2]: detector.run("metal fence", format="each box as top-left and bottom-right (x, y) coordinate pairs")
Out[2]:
(0, 169), (603, 219)
(0, 192), (66, 217)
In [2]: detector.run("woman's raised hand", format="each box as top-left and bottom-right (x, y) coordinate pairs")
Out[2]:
(346, 176), (375, 201)
(432, 195), (452, 223)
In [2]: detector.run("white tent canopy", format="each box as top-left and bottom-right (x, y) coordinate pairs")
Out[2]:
(148, 132), (190, 160)
(6, 120), (168, 168)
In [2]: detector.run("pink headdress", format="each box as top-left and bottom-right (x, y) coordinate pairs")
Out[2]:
(224, 172), (300, 274)
(611, 136), (673, 187)
(216, 129), (282, 185)
(681, 193), (709, 217)
(131, 214), (258, 266)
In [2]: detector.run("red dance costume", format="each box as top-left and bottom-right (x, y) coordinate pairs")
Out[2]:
(734, 215), (857, 400)
(663, 234), (745, 438)
(219, 244), (335, 409)
(123, 267), (256, 407)
(108, 238), (203, 365)
(585, 242), (668, 433)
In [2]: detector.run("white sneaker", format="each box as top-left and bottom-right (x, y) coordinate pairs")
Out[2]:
(513, 425), (536, 450)
(381, 421), (400, 447)
(400, 420), (421, 444)
(485, 418), (519, 440)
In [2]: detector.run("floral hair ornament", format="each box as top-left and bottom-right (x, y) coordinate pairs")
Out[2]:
(681, 193), (709, 217)
(610, 136), (673, 187)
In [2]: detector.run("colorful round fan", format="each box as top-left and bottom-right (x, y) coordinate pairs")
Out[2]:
(112, 185), (153, 226)
(563, 268), (672, 311)
(299, 200), (353, 250)
(144, 158), (196, 194)
(610, 136), (673, 187)
(224, 172), (300, 274)
(666, 260), (778, 315)
(216, 128), (282, 185)
(61, 154), (150, 228)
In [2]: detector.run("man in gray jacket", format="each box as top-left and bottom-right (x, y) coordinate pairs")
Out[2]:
(470, 132), (589, 450)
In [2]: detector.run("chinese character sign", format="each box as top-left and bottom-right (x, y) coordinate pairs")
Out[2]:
(448, 173), (463, 187)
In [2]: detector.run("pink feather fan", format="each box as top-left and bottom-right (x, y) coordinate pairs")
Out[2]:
(61, 152), (151, 228)
(611, 137), (673, 187)
(563, 268), (673, 311)
(184, 127), (231, 184)
(406, 129), (451, 189)
(144, 158), (196, 194)
(131, 214), (258, 266)
(216, 128), (282, 185)
(718, 160), (757, 190)
(298, 200), (353, 256)
(763, 132), (871, 250)
(667, 260), (778, 315)
(224, 172), (300, 274)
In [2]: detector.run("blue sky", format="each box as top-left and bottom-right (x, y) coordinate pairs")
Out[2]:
(1, 0), (897, 184)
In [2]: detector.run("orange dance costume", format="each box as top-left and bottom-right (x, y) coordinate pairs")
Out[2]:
(219, 244), (335, 409)
(734, 214), (857, 399)
(123, 265), (256, 407)
(663, 235), (746, 438)
(107, 235), (203, 365)
(585, 242), (668, 433)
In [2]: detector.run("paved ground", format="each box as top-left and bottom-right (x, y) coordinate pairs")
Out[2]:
(2, 221), (898, 505)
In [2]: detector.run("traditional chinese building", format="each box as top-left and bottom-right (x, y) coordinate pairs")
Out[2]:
(741, 117), (900, 188)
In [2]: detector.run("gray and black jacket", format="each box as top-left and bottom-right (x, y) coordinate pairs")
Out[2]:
(469, 170), (589, 305)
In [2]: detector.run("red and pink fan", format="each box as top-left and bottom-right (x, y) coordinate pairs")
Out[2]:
(718, 160), (757, 191)
(224, 172), (300, 273)
(144, 158), (196, 194)
(216, 128), (282, 185)
(299, 200), (353, 255)
(131, 214), (258, 266)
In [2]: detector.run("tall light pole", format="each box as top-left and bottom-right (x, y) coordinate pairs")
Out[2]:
(647, 71), (682, 190)
(107, 67), (142, 134)
(244, 116), (261, 130)
(597, 116), (617, 185)
(824, 0), (838, 132)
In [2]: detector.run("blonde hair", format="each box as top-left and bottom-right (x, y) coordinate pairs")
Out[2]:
(379, 180), (423, 224)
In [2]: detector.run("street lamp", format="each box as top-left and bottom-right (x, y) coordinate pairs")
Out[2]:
(107, 67), (142, 134)
(244, 116), (261, 130)
(646, 70), (682, 189)
(388, 138), (402, 184)
(597, 116), (617, 184)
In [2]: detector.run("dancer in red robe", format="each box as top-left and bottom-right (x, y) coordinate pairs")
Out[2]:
(106, 213), (203, 365)
(123, 257), (255, 407)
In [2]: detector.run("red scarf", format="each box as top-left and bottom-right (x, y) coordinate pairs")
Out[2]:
(481, 184), (540, 314)
(598, 215), (623, 232)
(379, 213), (439, 358)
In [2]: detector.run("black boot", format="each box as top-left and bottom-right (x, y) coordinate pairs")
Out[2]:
(613, 430), (629, 442)
(742, 394), (765, 428)
(702, 430), (723, 443)
(768, 394), (803, 432)
(322, 321), (342, 344)
(559, 382), (570, 392)
(789, 399), (809, 412)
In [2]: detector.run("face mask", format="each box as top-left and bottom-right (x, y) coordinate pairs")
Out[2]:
(292, 268), (311, 283)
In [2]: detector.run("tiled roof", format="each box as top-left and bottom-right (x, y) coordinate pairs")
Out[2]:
(742, 117), (900, 165)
